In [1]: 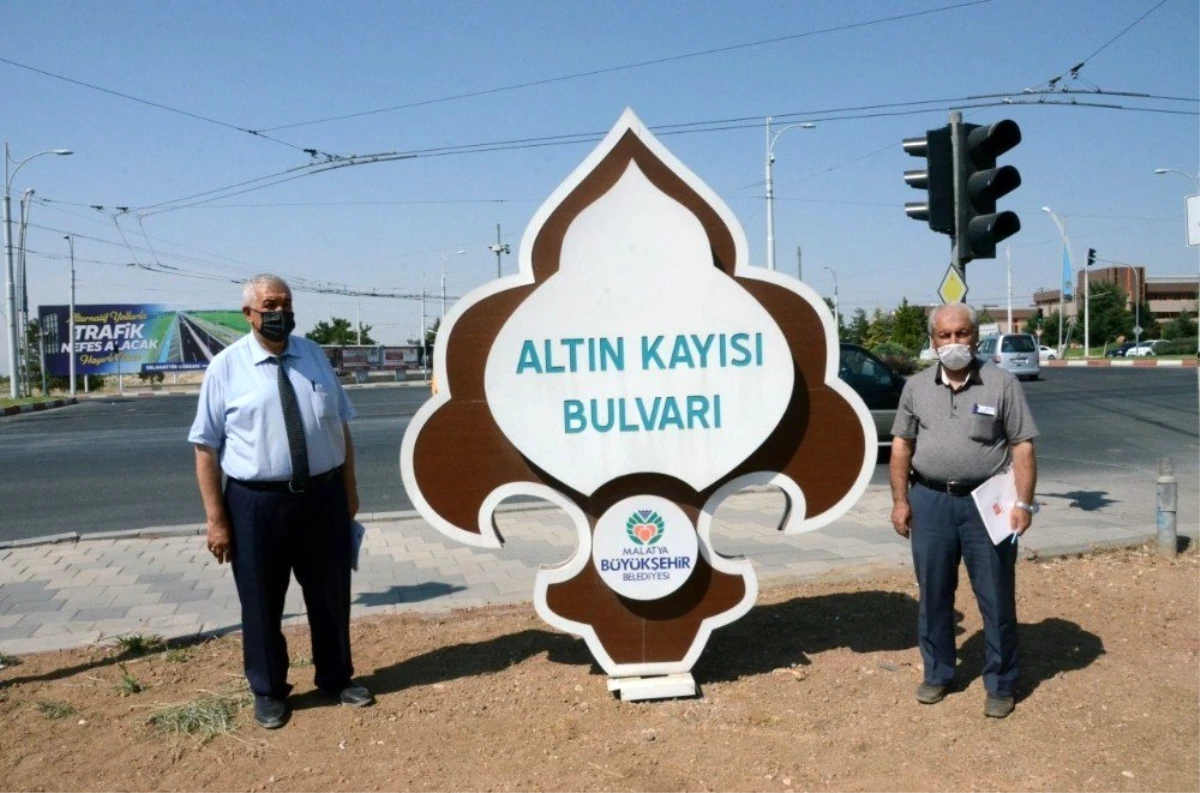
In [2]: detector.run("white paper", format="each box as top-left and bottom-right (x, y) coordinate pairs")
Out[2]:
(351, 520), (367, 570)
(971, 469), (1019, 546)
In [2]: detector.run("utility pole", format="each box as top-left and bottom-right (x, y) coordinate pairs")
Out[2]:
(796, 246), (802, 280)
(64, 235), (76, 396)
(420, 271), (428, 383)
(1006, 245), (1013, 332)
(488, 224), (510, 279)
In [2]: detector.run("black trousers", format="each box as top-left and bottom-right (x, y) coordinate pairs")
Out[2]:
(226, 474), (353, 698)
(909, 483), (1019, 697)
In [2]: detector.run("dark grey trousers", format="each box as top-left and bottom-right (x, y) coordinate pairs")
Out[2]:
(909, 483), (1019, 697)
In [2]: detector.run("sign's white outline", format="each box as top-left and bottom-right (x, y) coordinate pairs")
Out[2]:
(399, 108), (877, 675)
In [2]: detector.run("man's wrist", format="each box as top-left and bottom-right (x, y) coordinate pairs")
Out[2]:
(1013, 500), (1039, 514)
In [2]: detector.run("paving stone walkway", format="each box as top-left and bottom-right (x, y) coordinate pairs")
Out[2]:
(1, 474), (1194, 657)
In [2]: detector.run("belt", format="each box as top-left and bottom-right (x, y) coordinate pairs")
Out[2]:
(230, 466), (341, 494)
(909, 470), (986, 497)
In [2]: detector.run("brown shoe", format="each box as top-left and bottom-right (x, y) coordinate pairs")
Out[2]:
(984, 694), (1015, 718)
(916, 682), (947, 704)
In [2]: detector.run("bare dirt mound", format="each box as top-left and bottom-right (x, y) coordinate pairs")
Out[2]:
(2, 545), (1196, 792)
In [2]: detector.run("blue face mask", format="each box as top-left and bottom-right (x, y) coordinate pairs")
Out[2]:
(252, 308), (296, 342)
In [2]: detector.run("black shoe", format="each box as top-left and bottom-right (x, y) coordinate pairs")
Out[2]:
(325, 683), (375, 708)
(984, 694), (1015, 718)
(916, 682), (947, 704)
(253, 695), (290, 729)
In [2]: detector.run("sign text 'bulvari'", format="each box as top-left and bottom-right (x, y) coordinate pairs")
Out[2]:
(514, 331), (766, 433)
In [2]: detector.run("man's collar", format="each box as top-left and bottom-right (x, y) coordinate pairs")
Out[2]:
(934, 359), (984, 388)
(248, 333), (295, 364)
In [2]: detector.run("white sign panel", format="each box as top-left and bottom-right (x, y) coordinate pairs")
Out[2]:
(484, 163), (793, 496)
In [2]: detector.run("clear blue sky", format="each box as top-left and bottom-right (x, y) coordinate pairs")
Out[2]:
(2, 0), (1196, 367)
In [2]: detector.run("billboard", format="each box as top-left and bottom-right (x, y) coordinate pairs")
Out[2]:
(39, 304), (250, 376)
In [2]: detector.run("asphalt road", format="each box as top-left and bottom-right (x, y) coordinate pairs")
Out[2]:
(0, 369), (1196, 542)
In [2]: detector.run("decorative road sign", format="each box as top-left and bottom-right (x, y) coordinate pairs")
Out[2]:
(401, 109), (876, 699)
(938, 265), (969, 304)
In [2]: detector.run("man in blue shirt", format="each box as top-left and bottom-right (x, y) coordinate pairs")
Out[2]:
(189, 274), (372, 729)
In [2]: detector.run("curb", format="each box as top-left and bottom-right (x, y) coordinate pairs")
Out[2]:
(1043, 359), (1198, 368)
(0, 397), (78, 417)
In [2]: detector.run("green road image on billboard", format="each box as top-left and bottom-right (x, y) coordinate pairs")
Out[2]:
(38, 304), (250, 375)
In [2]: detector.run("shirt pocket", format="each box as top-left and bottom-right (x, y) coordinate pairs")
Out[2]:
(968, 413), (999, 443)
(311, 383), (340, 422)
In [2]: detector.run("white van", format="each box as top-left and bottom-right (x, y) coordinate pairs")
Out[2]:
(976, 333), (1040, 381)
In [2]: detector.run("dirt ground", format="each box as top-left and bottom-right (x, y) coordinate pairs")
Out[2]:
(1, 545), (1196, 793)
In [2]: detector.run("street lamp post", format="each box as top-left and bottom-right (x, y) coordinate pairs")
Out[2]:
(1041, 206), (1084, 358)
(63, 235), (76, 396)
(488, 224), (510, 279)
(5, 143), (72, 397)
(822, 265), (840, 335)
(440, 249), (466, 322)
(764, 117), (815, 271)
(1103, 259), (1143, 350)
(1154, 168), (1200, 312)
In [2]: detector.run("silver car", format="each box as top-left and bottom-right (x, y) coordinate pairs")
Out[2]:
(977, 333), (1040, 381)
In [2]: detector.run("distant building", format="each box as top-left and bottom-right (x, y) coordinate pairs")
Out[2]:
(1031, 267), (1198, 328)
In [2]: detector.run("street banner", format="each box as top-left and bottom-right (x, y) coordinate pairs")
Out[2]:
(38, 304), (249, 375)
(401, 110), (875, 698)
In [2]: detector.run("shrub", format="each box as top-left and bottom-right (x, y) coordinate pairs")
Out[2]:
(1158, 337), (1197, 355)
(870, 341), (919, 375)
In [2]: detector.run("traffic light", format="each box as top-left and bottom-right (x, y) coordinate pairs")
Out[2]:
(1036, 307), (1044, 321)
(903, 126), (954, 234)
(956, 119), (1022, 261)
(1086, 248), (1097, 267)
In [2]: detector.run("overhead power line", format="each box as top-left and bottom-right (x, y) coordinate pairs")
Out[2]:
(256, 0), (996, 132)
(0, 55), (342, 160)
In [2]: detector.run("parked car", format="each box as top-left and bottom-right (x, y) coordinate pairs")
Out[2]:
(838, 342), (905, 448)
(1105, 342), (1137, 358)
(1126, 339), (1169, 357)
(917, 341), (938, 361)
(976, 333), (1040, 381)
(1038, 345), (1058, 361)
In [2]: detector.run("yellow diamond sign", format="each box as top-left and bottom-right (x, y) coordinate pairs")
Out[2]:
(938, 265), (968, 304)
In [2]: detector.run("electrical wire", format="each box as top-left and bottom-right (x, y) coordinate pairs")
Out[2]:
(257, 0), (996, 133)
(0, 55), (341, 160)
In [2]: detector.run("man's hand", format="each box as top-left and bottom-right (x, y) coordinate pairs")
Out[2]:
(889, 436), (916, 539)
(1010, 505), (1033, 536)
(891, 501), (912, 538)
(206, 516), (233, 564)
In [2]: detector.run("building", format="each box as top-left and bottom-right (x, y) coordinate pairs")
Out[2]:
(1031, 267), (1198, 328)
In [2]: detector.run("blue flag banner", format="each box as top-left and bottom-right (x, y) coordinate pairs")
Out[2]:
(1061, 245), (1073, 299)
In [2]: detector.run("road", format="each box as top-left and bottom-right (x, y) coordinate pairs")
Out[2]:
(0, 369), (1196, 542)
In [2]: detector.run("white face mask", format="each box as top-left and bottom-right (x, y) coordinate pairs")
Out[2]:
(936, 343), (974, 371)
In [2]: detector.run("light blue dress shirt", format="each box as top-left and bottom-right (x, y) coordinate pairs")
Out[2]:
(189, 333), (357, 481)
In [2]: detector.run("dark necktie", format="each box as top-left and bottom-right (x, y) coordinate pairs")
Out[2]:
(271, 356), (309, 489)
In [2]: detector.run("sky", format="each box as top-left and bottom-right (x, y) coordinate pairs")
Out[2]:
(1, 0), (1197, 371)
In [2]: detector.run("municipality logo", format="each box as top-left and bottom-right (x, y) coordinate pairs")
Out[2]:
(626, 509), (665, 546)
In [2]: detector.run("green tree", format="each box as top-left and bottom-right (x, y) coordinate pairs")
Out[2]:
(891, 298), (926, 352)
(1164, 310), (1198, 340)
(977, 307), (995, 325)
(305, 316), (375, 345)
(864, 308), (893, 349)
(1086, 281), (1133, 346)
(846, 308), (871, 346)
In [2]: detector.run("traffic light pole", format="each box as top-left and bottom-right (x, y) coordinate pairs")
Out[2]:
(948, 111), (965, 289)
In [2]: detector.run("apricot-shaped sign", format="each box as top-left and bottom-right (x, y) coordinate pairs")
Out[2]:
(401, 109), (876, 691)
